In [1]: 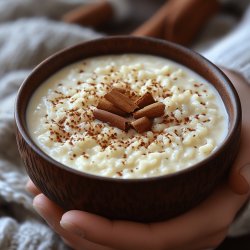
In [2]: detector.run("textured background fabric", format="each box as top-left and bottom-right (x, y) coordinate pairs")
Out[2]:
(202, 6), (250, 81)
(0, 0), (249, 249)
(0, 1), (102, 249)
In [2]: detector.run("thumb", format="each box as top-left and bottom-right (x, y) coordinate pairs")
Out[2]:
(229, 124), (250, 194)
(60, 211), (154, 249)
(220, 68), (250, 195)
(229, 163), (250, 195)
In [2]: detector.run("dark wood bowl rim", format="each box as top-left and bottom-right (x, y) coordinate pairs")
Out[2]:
(15, 36), (241, 183)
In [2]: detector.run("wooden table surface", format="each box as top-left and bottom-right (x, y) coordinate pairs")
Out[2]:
(89, 0), (250, 248)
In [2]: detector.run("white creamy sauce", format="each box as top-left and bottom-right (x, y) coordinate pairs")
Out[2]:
(27, 54), (228, 178)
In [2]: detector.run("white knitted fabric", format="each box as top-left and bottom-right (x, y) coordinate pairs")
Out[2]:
(0, 0), (249, 249)
(201, 6), (250, 81)
(0, 1), (102, 249)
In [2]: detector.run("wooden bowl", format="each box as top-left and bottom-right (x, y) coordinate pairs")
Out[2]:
(15, 36), (241, 222)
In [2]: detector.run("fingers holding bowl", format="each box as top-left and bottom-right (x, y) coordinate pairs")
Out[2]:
(33, 194), (115, 250)
(58, 183), (249, 250)
(222, 69), (250, 195)
(26, 178), (41, 196)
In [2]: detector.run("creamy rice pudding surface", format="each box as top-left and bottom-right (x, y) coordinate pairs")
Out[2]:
(27, 54), (228, 178)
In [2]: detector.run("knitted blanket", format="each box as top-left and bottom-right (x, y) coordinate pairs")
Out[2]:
(0, 0), (249, 249)
(0, 1), (102, 249)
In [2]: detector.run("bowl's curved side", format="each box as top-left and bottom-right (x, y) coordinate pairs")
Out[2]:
(15, 36), (241, 222)
(16, 123), (240, 222)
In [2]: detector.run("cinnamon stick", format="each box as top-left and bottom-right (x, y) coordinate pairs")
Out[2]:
(97, 99), (127, 116)
(132, 0), (172, 38)
(112, 87), (126, 94)
(62, 1), (113, 28)
(135, 92), (155, 108)
(93, 109), (130, 131)
(164, 0), (219, 45)
(133, 102), (165, 119)
(131, 117), (152, 133)
(104, 89), (138, 113)
(133, 0), (219, 46)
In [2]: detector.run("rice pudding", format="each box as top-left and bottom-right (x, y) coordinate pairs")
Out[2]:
(27, 54), (228, 178)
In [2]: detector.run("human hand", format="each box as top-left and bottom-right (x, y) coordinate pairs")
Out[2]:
(26, 70), (250, 250)
(223, 69), (250, 195)
(27, 180), (249, 250)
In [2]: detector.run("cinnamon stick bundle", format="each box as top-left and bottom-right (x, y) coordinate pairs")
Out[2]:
(94, 89), (165, 133)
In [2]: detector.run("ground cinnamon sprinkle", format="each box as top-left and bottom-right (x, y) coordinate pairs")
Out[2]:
(28, 54), (228, 178)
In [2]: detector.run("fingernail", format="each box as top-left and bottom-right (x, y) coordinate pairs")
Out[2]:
(60, 219), (85, 238)
(33, 196), (44, 215)
(239, 164), (250, 191)
(33, 204), (43, 216)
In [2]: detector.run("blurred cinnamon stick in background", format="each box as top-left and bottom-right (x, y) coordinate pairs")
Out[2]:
(164, 0), (220, 45)
(62, 0), (113, 28)
(133, 0), (220, 45)
(62, 0), (220, 46)
(132, 0), (172, 39)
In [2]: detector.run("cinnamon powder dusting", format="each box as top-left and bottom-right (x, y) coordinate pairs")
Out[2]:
(27, 54), (228, 178)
